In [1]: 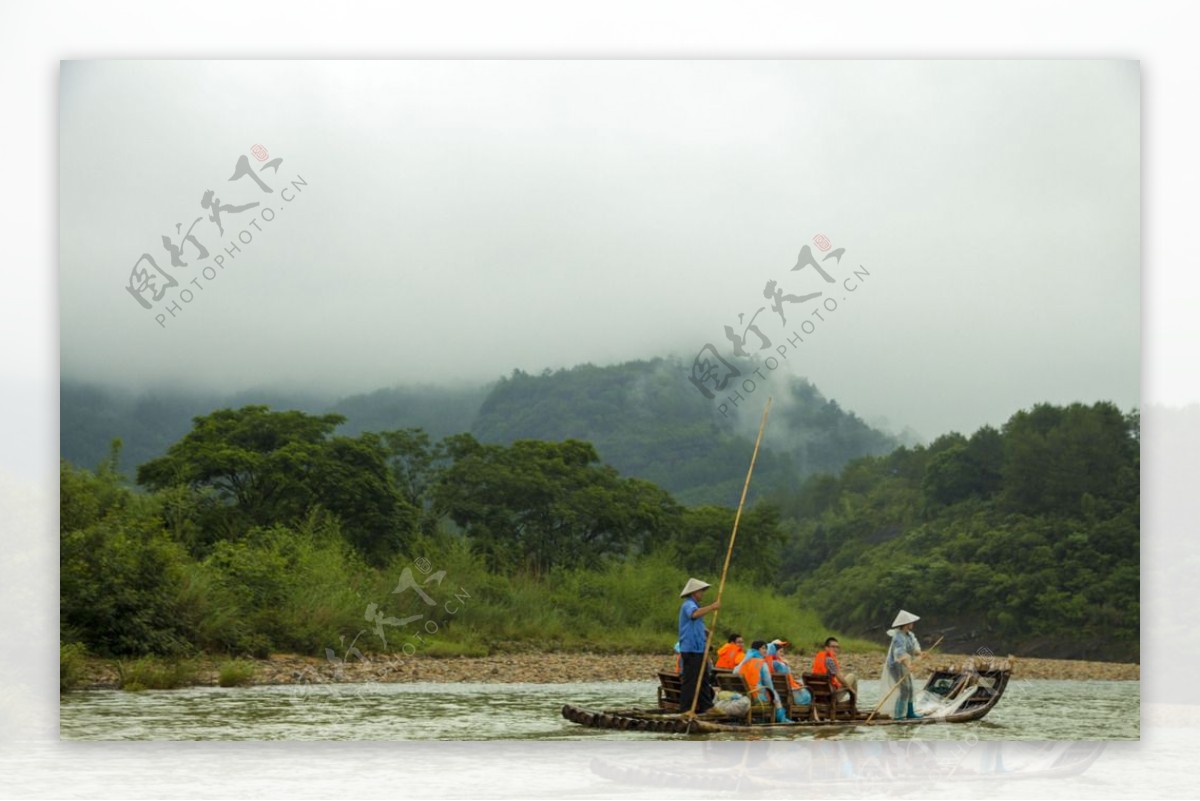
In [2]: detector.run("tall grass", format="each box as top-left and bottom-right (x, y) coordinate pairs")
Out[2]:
(217, 659), (256, 687)
(367, 545), (882, 658)
(116, 657), (199, 691)
(60, 642), (88, 693)
(173, 521), (373, 658)
(116, 518), (880, 662)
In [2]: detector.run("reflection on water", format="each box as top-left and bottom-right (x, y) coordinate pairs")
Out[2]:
(60, 679), (1139, 742)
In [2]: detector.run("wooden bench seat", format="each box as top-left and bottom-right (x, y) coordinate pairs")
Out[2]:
(770, 673), (813, 721)
(801, 672), (857, 721)
(657, 671), (682, 711)
(713, 670), (774, 724)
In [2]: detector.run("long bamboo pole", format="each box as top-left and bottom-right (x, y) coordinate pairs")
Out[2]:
(685, 397), (773, 720)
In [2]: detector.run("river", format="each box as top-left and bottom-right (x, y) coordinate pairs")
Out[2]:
(60, 678), (1138, 741)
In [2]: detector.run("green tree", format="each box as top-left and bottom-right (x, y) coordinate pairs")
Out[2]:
(1002, 402), (1138, 514)
(60, 457), (193, 655)
(671, 503), (785, 585)
(922, 427), (1004, 508)
(376, 428), (447, 534)
(137, 406), (416, 564)
(434, 435), (680, 573)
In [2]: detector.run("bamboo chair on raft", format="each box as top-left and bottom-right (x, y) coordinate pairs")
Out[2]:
(713, 670), (774, 724)
(656, 671), (682, 711)
(770, 673), (814, 721)
(801, 672), (857, 722)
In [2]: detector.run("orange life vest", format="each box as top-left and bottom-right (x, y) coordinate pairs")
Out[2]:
(738, 656), (766, 694)
(715, 643), (744, 670)
(811, 649), (844, 689)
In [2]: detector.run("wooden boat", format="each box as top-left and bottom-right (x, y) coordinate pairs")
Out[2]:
(562, 660), (1011, 734)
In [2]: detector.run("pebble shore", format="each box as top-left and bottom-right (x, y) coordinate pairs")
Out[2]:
(80, 650), (1139, 690)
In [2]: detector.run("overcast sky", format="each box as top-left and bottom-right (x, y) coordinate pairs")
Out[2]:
(59, 60), (1139, 440)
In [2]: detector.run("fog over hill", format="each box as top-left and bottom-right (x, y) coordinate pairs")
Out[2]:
(62, 355), (913, 506)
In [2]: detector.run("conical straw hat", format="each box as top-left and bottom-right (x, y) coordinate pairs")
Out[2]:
(680, 577), (711, 597)
(891, 609), (920, 627)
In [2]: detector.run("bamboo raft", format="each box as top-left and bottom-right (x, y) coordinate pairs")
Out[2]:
(562, 662), (1011, 734)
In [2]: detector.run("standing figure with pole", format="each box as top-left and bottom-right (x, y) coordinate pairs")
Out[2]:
(883, 609), (924, 720)
(677, 577), (720, 714)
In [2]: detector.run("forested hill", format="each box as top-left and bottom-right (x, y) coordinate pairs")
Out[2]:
(471, 359), (903, 505)
(773, 401), (1140, 662)
(61, 358), (903, 506)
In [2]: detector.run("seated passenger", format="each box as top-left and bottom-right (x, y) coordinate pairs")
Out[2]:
(714, 632), (746, 670)
(811, 636), (858, 700)
(736, 640), (794, 723)
(766, 638), (812, 707)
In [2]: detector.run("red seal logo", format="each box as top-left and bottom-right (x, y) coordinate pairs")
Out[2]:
(251, 144), (269, 162)
(813, 234), (832, 252)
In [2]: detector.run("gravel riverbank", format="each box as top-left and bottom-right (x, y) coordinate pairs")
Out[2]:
(79, 650), (1139, 690)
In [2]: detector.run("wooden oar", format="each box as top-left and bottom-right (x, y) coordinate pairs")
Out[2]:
(685, 397), (773, 721)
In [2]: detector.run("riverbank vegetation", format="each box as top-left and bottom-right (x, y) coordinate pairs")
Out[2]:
(217, 659), (257, 687)
(60, 642), (88, 693)
(61, 448), (874, 662)
(114, 657), (199, 691)
(60, 394), (1137, 671)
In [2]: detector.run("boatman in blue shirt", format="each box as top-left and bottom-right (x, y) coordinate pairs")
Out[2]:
(677, 577), (721, 714)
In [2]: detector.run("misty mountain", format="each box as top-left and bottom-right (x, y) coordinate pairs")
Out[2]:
(470, 358), (904, 505)
(60, 356), (906, 505)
